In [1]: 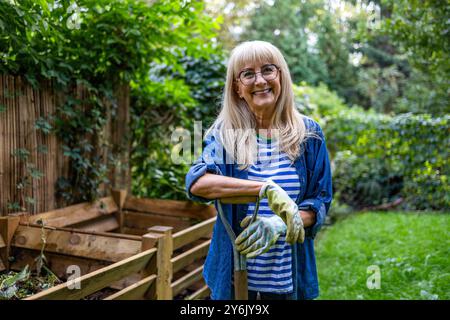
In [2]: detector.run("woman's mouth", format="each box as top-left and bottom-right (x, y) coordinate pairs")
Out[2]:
(252, 88), (272, 95)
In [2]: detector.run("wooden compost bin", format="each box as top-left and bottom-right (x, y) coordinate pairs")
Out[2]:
(0, 189), (216, 300)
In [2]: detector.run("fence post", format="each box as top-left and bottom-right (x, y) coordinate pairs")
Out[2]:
(147, 226), (173, 300)
(111, 189), (127, 233)
(0, 216), (20, 271)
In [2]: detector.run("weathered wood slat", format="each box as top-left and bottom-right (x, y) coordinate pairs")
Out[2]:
(104, 275), (156, 300)
(10, 247), (110, 278)
(171, 240), (210, 274)
(111, 189), (127, 233)
(67, 215), (119, 233)
(172, 217), (216, 250)
(25, 248), (157, 300)
(185, 284), (210, 300)
(123, 196), (216, 220)
(148, 226), (173, 300)
(0, 235), (5, 248)
(12, 225), (141, 262)
(171, 265), (204, 297)
(21, 197), (118, 227)
(18, 222), (141, 241)
(123, 210), (192, 233)
(10, 248), (142, 291)
(0, 257), (5, 272)
(0, 216), (20, 269)
(121, 226), (147, 236)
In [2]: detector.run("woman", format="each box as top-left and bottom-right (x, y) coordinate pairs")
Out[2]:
(185, 41), (332, 300)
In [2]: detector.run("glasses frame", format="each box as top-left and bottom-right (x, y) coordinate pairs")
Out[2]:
(236, 64), (281, 86)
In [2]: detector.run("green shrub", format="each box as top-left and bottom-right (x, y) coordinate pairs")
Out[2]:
(329, 112), (449, 211)
(333, 151), (403, 208)
(294, 84), (449, 211)
(130, 52), (226, 200)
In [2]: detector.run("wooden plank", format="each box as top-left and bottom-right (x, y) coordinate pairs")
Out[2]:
(17, 222), (141, 241)
(139, 232), (159, 282)
(67, 215), (119, 233)
(10, 247), (110, 279)
(10, 247), (142, 292)
(124, 210), (192, 233)
(148, 226), (173, 300)
(12, 225), (141, 262)
(171, 240), (211, 274)
(0, 216), (20, 269)
(111, 189), (127, 233)
(123, 196), (216, 220)
(22, 197), (118, 227)
(103, 274), (156, 300)
(185, 284), (210, 300)
(111, 189), (127, 209)
(141, 233), (158, 251)
(109, 273), (143, 291)
(171, 265), (204, 297)
(121, 226), (147, 236)
(25, 248), (157, 300)
(43, 224), (141, 241)
(172, 217), (216, 250)
(0, 257), (5, 272)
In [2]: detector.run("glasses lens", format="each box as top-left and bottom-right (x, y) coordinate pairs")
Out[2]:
(262, 65), (277, 80)
(240, 70), (255, 85)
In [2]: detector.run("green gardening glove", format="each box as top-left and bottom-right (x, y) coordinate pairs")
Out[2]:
(260, 179), (305, 244)
(235, 215), (287, 258)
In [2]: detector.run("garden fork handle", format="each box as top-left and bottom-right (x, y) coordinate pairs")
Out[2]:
(217, 196), (262, 300)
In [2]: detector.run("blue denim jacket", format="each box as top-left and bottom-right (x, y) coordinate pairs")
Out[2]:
(185, 116), (333, 300)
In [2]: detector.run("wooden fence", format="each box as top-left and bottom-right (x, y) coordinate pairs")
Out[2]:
(0, 190), (215, 300)
(0, 74), (130, 216)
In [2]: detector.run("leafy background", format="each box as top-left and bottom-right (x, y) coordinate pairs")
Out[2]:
(1, 0), (448, 212)
(0, 0), (449, 301)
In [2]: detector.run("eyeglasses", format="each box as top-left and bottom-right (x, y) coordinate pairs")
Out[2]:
(237, 64), (280, 86)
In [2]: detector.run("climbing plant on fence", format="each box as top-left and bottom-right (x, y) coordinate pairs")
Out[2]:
(0, 0), (220, 206)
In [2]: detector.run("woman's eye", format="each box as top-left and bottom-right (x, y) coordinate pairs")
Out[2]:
(262, 66), (275, 74)
(243, 71), (255, 78)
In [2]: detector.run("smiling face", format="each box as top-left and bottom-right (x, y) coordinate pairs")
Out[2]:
(235, 62), (281, 116)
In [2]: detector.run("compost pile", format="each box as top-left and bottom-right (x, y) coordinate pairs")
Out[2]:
(0, 265), (62, 300)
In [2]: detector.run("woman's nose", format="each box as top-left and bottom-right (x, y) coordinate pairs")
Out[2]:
(254, 72), (267, 85)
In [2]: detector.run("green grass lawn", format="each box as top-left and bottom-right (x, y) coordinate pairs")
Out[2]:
(315, 211), (450, 300)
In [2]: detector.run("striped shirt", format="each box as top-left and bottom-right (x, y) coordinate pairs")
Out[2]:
(245, 134), (300, 293)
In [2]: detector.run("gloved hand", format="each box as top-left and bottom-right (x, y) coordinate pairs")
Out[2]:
(260, 179), (305, 244)
(235, 215), (287, 258)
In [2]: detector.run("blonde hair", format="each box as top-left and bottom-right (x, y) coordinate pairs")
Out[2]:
(206, 40), (310, 169)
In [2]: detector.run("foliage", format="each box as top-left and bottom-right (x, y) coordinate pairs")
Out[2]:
(0, 0), (220, 205)
(295, 83), (450, 211)
(353, 0), (449, 116)
(328, 111), (449, 210)
(393, 69), (449, 116)
(203, 0), (252, 49)
(316, 212), (450, 300)
(0, 219), (60, 300)
(0, 265), (61, 300)
(382, 0), (449, 80)
(130, 52), (226, 200)
(293, 82), (348, 119)
(241, 0), (329, 85)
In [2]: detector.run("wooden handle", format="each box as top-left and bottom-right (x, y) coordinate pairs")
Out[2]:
(234, 270), (248, 300)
